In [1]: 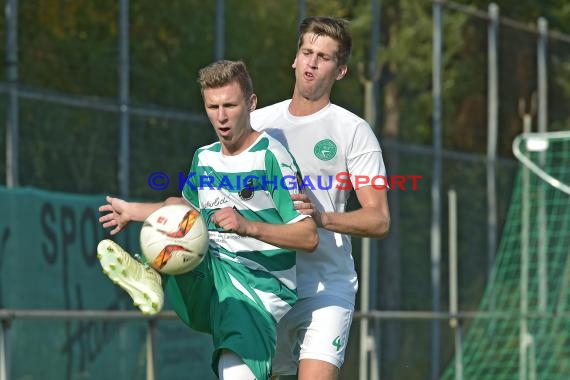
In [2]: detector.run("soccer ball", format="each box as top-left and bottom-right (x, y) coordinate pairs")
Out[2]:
(140, 204), (209, 275)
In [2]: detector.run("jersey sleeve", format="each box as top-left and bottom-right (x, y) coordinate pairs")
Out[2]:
(250, 109), (264, 132)
(347, 121), (389, 189)
(264, 149), (309, 224)
(181, 151), (200, 209)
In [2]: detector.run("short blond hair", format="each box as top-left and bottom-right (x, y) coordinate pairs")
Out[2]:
(197, 60), (253, 99)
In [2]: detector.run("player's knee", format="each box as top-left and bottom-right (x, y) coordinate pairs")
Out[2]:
(218, 350), (256, 380)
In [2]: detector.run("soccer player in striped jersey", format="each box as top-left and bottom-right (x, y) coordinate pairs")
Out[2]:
(97, 60), (318, 380)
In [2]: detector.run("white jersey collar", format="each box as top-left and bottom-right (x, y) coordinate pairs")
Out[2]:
(285, 101), (332, 123)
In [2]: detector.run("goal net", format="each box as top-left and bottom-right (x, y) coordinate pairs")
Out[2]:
(440, 131), (570, 380)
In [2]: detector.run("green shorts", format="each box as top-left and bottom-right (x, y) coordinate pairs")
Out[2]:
(164, 251), (283, 379)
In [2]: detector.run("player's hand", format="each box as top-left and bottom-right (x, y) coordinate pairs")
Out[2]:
(98, 196), (131, 235)
(291, 193), (324, 227)
(212, 207), (250, 236)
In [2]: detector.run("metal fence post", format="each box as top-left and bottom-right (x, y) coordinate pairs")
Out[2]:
(486, 3), (499, 288)
(118, 0), (130, 197)
(431, 1), (443, 378)
(215, 0), (225, 60)
(297, 0), (306, 27)
(5, 0), (19, 187)
(359, 237), (371, 380)
(146, 319), (156, 380)
(448, 189), (463, 380)
(536, 17), (549, 313)
(0, 319), (9, 380)
(519, 100), (533, 380)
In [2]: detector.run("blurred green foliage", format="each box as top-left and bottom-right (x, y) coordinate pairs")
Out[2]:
(2, 0), (569, 190)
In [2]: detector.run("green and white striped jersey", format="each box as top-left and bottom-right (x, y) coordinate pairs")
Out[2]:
(181, 132), (308, 320)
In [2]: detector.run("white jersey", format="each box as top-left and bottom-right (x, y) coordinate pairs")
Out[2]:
(251, 100), (387, 304)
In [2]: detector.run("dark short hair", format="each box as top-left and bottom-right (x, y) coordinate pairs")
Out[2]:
(197, 60), (253, 99)
(298, 16), (352, 66)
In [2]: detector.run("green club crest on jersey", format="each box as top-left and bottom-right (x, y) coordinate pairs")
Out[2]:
(314, 139), (337, 161)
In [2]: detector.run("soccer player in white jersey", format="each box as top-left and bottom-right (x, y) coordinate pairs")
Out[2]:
(97, 60), (318, 380)
(250, 17), (391, 380)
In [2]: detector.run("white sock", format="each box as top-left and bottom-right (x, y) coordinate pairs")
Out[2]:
(218, 350), (256, 380)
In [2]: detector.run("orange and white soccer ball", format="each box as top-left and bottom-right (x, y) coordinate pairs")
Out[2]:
(140, 204), (209, 275)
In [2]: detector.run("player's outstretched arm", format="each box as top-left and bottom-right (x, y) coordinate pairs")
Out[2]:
(211, 207), (318, 252)
(98, 195), (186, 235)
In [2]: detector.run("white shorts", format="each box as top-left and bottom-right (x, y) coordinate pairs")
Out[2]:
(271, 294), (354, 376)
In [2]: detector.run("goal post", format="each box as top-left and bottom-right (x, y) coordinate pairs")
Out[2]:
(513, 131), (570, 196)
(440, 131), (570, 380)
